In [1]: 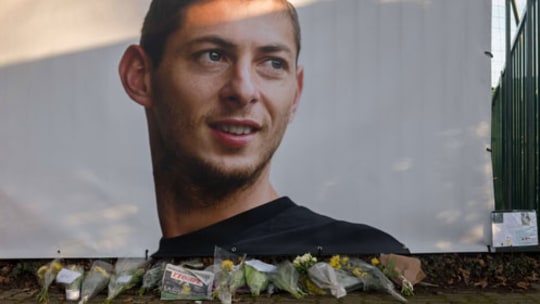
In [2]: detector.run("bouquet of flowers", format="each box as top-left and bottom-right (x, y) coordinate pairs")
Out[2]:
(212, 246), (246, 304)
(377, 254), (426, 296)
(36, 258), (63, 303)
(104, 258), (147, 304)
(55, 264), (85, 301)
(268, 260), (306, 299)
(292, 253), (317, 275)
(329, 255), (406, 303)
(78, 260), (113, 304)
(307, 262), (346, 298)
(138, 261), (165, 296)
(244, 259), (275, 296)
(327, 255), (364, 292)
(292, 253), (326, 295)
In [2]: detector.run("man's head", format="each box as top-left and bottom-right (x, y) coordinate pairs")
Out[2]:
(140, 0), (301, 68)
(119, 0), (303, 201)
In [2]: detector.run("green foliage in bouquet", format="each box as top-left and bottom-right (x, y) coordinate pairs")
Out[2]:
(212, 247), (246, 304)
(268, 260), (306, 299)
(244, 262), (270, 296)
(138, 261), (165, 296)
(104, 258), (147, 304)
(78, 260), (113, 304)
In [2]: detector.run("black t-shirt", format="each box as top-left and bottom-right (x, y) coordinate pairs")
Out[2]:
(152, 197), (409, 258)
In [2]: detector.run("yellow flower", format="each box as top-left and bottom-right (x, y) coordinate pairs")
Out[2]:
(37, 265), (48, 279)
(221, 259), (234, 272)
(304, 278), (327, 295)
(329, 255), (341, 269)
(352, 267), (367, 278)
(50, 261), (63, 272)
(371, 257), (380, 266)
(341, 256), (349, 266)
(94, 266), (111, 279)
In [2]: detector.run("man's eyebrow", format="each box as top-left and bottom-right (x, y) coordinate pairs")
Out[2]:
(186, 36), (294, 56)
(257, 44), (294, 56)
(186, 36), (237, 49)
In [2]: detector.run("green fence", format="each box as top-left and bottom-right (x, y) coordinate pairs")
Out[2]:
(492, 0), (539, 212)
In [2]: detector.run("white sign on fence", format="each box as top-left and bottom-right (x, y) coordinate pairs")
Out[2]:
(492, 211), (538, 248)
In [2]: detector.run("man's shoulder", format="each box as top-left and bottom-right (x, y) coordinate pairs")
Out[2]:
(236, 198), (409, 256)
(153, 197), (409, 258)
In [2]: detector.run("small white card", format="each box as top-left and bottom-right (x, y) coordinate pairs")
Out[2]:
(245, 259), (277, 272)
(117, 274), (133, 284)
(56, 268), (82, 284)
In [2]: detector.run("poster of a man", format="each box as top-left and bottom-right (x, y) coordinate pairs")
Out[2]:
(118, 0), (409, 257)
(0, 0), (493, 259)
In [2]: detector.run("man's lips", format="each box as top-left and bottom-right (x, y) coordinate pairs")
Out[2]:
(209, 119), (261, 147)
(209, 119), (261, 135)
(215, 124), (255, 135)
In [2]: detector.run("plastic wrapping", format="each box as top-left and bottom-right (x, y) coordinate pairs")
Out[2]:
(244, 259), (275, 296)
(105, 258), (147, 304)
(36, 258), (63, 303)
(267, 260), (306, 299)
(78, 260), (113, 304)
(138, 261), (166, 296)
(307, 262), (346, 298)
(56, 264), (85, 301)
(345, 258), (407, 303)
(212, 247), (246, 304)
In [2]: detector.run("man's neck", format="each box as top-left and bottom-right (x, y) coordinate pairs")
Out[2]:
(154, 166), (279, 239)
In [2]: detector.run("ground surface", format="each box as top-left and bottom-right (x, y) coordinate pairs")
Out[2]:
(3, 286), (540, 304)
(3, 252), (540, 303)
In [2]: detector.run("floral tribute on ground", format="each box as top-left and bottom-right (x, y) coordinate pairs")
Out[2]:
(34, 248), (425, 303)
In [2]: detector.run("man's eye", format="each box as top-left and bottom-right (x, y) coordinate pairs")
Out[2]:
(258, 57), (289, 78)
(269, 59), (284, 69)
(207, 50), (222, 62)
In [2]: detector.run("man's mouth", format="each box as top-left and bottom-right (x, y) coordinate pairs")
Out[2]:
(209, 121), (260, 147)
(217, 124), (255, 135)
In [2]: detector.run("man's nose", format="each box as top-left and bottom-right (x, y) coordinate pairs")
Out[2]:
(219, 61), (260, 106)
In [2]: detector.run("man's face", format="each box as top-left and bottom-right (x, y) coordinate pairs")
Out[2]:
(148, 0), (303, 186)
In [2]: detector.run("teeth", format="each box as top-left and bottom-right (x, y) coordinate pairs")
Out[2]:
(219, 125), (253, 135)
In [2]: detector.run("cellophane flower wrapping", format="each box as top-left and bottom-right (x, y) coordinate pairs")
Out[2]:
(333, 267), (363, 292)
(244, 259), (275, 296)
(307, 262), (346, 298)
(55, 264), (85, 301)
(212, 246), (246, 304)
(268, 260), (306, 299)
(138, 261), (165, 296)
(36, 258), (63, 303)
(345, 257), (407, 303)
(78, 260), (113, 304)
(104, 258), (148, 304)
(293, 253), (328, 295)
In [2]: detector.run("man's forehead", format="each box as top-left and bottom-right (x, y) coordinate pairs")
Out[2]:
(184, 0), (290, 28)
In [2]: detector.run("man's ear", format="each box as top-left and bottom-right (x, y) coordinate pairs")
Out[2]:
(289, 65), (304, 122)
(118, 45), (153, 107)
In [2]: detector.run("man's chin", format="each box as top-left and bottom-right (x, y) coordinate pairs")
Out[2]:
(158, 149), (274, 200)
(187, 160), (265, 195)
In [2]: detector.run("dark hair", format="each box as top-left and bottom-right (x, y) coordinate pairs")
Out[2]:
(140, 0), (301, 67)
